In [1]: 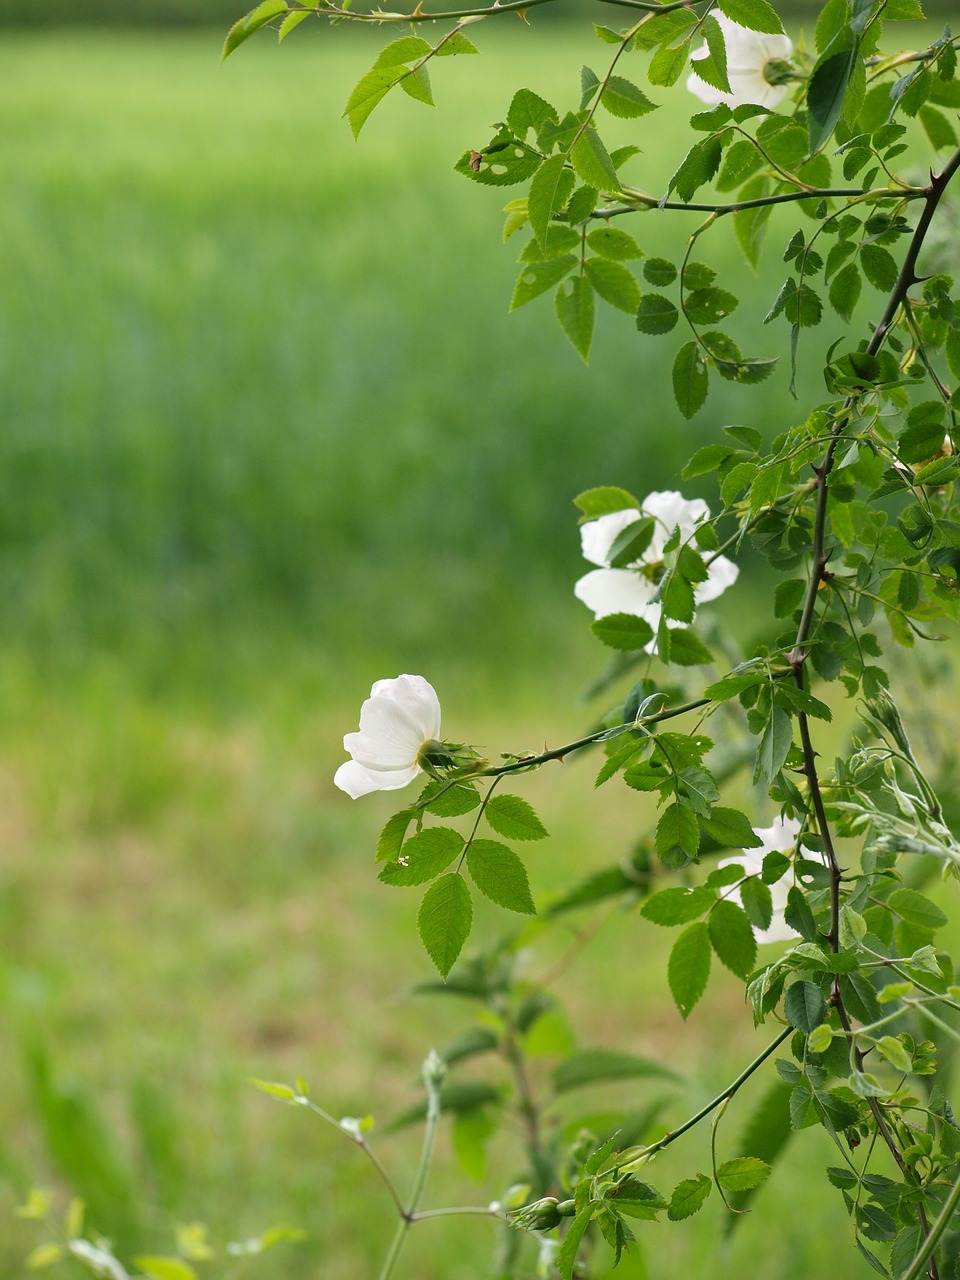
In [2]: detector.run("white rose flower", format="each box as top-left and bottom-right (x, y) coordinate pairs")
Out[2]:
(573, 490), (739, 641)
(719, 816), (806, 945)
(687, 15), (795, 111)
(334, 674), (442, 799)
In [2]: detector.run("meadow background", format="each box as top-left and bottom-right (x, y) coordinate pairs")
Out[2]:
(0, 10), (955, 1279)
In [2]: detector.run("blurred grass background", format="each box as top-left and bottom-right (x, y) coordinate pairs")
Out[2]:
(0, 11), (952, 1280)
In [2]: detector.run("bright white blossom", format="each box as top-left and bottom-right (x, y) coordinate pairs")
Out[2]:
(687, 15), (794, 111)
(574, 490), (738, 642)
(334, 674), (442, 799)
(720, 816), (804, 945)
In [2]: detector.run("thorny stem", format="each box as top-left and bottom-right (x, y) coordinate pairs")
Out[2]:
(297, 0), (557, 21)
(605, 185), (915, 219)
(788, 141), (960, 1280)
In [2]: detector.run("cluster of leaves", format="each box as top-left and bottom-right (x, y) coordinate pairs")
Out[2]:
(376, 777), (547, 977)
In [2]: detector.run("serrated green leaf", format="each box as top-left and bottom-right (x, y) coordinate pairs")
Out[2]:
(642, 886), (715, 926)
(379, 827), (464, 887)
(418, 780), (480, 817)
(702, 807), (763, 850)
(673, 341), (709, 419)
(889, 888), (947, 931)
(587, 226), (643, 261)
(375, 36), (431, 67)
(808, 45), (860, 153)
(657, 802), (701, 865)
(755, 705), (792, 783)
(223, 0), (286, 59)
(418, 874), (473, 978)
(570, 127), (619, 191)
(466, 840), (535, 914)
(860, 243), (898, 291)
(556, 275), (594, 363)
(557, 1206), (594, 1280)
(740, 876), (774, 931)
(717, 0), (784, 34)
(575, 486), (640, 518)
(649, 38), (693, 88)
(511, 255), (578, 310)
(376, 808), (415, 862)
(668, 1172), (712, 1220)
(668, 921), (711, 1018)
(716, 1157), (771, 1191)
(601, 76), (658, 120)
(669, 135), (723, 202)
(528, 154), (568, 251)
(708, 899), (757, 980)
(584, 258), (640, 313)
(343, 65), (407, 139)
(485, 795), (548, 842)
(507, 87), (559, 138)
(828, 261), (861, 321)
(636, 293), (679, 335)
(784, 980), (827, 1032)
(279, 9), (310, 40)
(399, 64), (433, 107)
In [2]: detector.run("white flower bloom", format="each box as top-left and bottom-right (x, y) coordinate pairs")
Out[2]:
(334, 674), (442, 799)
(574, 490), (738, 641)
(719, 816), (803, 945)
(687, 15), (794, 111)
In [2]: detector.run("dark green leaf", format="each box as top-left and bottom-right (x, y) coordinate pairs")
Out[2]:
(784, 980), (827, 1032)
(701, 807), (763, 850)
(807, 45), (860, 153)
(889, 888), (947, 931)
(376, 809), (415, 862)
(485, 795), (548, 842)
(591, 613), (655, 651)
(860, 243), (898, 291)
(755, 706), (792, 783)
(656, 802), (701, 865)
(379, 827), (464, 887)
(528, 154), (568, 252)
(587, 226), (643, 261)
(466, 841), (536, 914)
(511, 255), (578, 310)
(665, 628), (714, 666)
(570, 128), (619, 191)
(507, 87), (559, 138)
(418, 779), (480, 817)
(575, 486), (640, 518)
(673, 341), (709, 419)
(708, 900), (757, 980)
(636, 293), (679, 335)
(557, 1206), (594, 1280)
(829, 261), (862, 322)
(585, 258), (641, 313)
(668, 922), (711, 1018)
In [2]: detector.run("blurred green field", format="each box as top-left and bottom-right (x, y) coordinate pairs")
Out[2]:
(0, 22), (945, 1280)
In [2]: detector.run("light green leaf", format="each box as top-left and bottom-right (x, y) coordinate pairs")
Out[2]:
(570, 127), (619, 191)
(528, 154), (568, 252)
(507, 87), (559, 138)
(399, 65), (433, 107)
(668, 921), (711, 1018)
(222, 0), (287, 59)
(510, 255), (578, 311)
(135, 1258), (200, 1280)
(584, 258), (640, 313)
(587, 226), (643, 261)
(641, 885), (715, 926)
(279, 9), (310, 40)
(485, 795), (548, 841)
(716, 1157), (771, 1192)
(717, 0), (784, 33)
(376, 809), (415, 862)
(575, 486), (640, 518)
(601, 76), (659, 119)
(251, 1078), (297, 1100)
(668, 1172), (712, 1220)
(374, 36), (432, 67)
(555, 276), (595, 363)
(418, 874), (473, 978)
(343, 65), (408, 140)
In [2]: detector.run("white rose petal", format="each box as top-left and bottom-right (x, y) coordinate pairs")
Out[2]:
(573, 490), (738, 644)
(720, 816), (811, 945)
(335, 674), (441, 799)
(688, 15), (794, 111)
